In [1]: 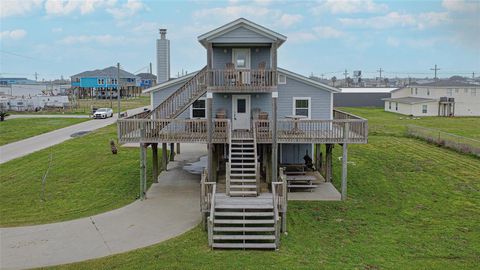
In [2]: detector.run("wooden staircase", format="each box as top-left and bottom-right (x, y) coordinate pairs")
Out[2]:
(227, 132), (259, 197)
(210, 193), (277, 249)
(147, 66), (207, 120)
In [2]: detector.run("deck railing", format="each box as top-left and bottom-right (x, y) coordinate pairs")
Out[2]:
(118, 118), (230, 144)
(254, 118), (368, 144)
(207, 69), (277, 92)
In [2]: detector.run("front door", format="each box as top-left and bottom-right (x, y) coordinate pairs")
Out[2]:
(232, 95), (251, 130)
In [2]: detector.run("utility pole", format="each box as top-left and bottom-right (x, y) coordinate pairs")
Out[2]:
(343, 69), (348, 80)
(377, 68), (383, 79)
(117, 62), (121, 118)
(430, 64), (440, 80)
(34, 72), (38, 81)
(473, 72), (475, 79)
(149, 62), (153, 74)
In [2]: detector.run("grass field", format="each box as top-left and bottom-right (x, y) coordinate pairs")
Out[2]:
(0, 118), (88, 146)
(50, 135), (480, 269)
(48, 108), (480, 269)
(339, 107), (480, 139)
(0, 125), (153, 227)
(11, 96), (150, 115)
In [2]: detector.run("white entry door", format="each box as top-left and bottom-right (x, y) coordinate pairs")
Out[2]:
(232, 95), (251, 130)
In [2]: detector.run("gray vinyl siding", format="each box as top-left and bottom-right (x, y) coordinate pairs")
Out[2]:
(151, 80), (191, 119)
(212, 93), (271, 119)
(213, 47), (271, 70)
(210, 26), (275, 43)
(277, 76), (332, 119)
(333, 92), (390, 107)
(280, 144), (312, 164)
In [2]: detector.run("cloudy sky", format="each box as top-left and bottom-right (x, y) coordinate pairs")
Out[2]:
(0, 0), (479, 81)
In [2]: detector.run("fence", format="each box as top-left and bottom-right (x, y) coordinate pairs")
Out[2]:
(407, 125), (480, 157)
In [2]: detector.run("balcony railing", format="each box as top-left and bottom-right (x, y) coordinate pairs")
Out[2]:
(207, 69), (277, 92)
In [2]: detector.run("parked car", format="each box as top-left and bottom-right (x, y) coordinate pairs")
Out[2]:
(93, 108), (113, 119)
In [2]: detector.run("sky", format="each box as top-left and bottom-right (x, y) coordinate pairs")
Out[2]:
(0, 0), (479, 81)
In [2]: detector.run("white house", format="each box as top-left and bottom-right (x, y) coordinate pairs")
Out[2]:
(383, 80), (480, 116)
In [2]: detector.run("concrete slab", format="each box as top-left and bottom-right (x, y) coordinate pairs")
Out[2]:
(288, 182), (341, 201)
(0, 143), (206, 270)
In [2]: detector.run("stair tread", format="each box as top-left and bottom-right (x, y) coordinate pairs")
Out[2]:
(230, 179), (257, 183)
(214, 219), (274, 224)
(213, 227), (275, 232)
(212, 243), (276, 249)
(213, 235), (276, 240)
(230, 185), (257, 189)
(215, 212), (273, 216)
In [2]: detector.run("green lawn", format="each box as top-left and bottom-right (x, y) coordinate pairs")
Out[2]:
(339, 107), (480, 139)
(49, 135), (480, 269)
(0, 124), (153, 227)
(0, 118), (88, 146)
(48, 108), (480, 269)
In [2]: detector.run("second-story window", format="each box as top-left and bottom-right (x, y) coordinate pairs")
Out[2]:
(278, 74), (286, 84)
(232, 48), (250, 69)
(427, 89), (430, 95)
(190, 98), (206, 118)
(293, 97), (311, 118)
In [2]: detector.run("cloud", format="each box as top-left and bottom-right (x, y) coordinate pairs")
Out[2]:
(106, 0), (146, 20)
(386, 36), (442, 48)
(288, 26), (345, 43)
(313, 26), (345, 38)
(44, 0), (117, 16)
(339, 11), (450, 30)
(442, 0), (480, 13)
(60, 34), (125, 45)
(312, 0), (388, 14)
(51, 27), (63, 33)
(0, 0), (43, 18)
(0, 29), (27, 40)
(192, 5), (303, 29)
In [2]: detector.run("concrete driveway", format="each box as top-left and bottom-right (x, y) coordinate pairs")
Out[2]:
(0, 143), (206, 270)
(0, 107), (149, 164)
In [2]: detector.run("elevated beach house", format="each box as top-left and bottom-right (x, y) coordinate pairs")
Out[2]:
(117, 18), (368, 249)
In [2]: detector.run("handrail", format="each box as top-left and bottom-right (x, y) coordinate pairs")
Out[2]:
(253, 121), (259, 195)
(207, 183), (216, 247)
(226, 121), (232, 195)
(271, 182), (280, 248)
(207, 69), (277, 92)
(333, 109), (367, 121)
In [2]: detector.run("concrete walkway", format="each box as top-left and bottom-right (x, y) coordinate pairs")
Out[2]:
(0, 106), (149, 164)
(0, 143), (206, 270)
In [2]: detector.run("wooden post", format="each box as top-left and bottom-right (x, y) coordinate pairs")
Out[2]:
(176, 143), (180, 154)
(162, 143), (168, 171)
(341, 122), (349, 200)
(326, 144), (333, 182)
(169, 143), (175, 161)
(272, 92), (278, 183)
(140, 143), (147, 200)
(152, 143), (158, 183)
(207, 92), (214, 182)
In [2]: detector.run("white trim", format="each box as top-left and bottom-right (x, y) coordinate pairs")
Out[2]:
(207, 92), (213, 99)
(232, 95), (251, 130)
(197, 18), (287, 47)
(278, 74), (286, 84)
(330, 92), (333, 120)
(272, 91), (278, 98)
(190, 97), (207, 119)
(278, 68), (340, 93)
(292, 97), (311, 119)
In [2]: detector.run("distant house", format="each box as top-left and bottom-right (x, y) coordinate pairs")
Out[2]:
(383, 80), (480, 116)
(0, 77), (37, 86)
(335, 88), (396, 107)
(136, 73), (157, 89)
(71, 66), (141, 99)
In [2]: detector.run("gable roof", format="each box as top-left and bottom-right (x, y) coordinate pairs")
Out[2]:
(137, 73), (157, 80)
(72, 66), (138, 79)
(142, 71), (198, 93)
(198, 18), (287, 48)
(278, 68), (340, 93)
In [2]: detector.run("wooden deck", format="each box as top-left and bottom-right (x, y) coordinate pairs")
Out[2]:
(117, 110), (368, 144)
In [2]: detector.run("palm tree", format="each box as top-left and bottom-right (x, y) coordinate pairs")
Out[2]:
(331, 76), (337, 87)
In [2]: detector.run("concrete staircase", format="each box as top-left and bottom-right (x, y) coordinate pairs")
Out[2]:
(210, 193), (277, 249)
(227, 136), (259, 197)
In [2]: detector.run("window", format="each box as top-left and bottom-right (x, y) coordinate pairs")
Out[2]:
(472, 89), (477, 96)
(395, 102), (398, 111)
(388, 101), (392, 110)
(293, 97), (311, 118)
(422, 105), (427, 114)
(278, 74), (286, 84)
(190, 98), (206, 118)
(232, 48), (250, 69)
(98, 79), (105, 85)
(427, 89), (430, 96)
(447, 89), (453, 96)
(415, 88), (418, 95)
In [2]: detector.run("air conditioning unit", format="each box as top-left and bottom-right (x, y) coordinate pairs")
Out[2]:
(448, 98), (455, 102)
(439, 97), (448, 102)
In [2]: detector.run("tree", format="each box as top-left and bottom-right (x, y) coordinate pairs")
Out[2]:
(331, 76), (337, 87)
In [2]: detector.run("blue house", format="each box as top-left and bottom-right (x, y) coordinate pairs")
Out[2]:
(136, 73), (157, 89)
(71, 66), (141, 98)
(117, 18), (368, 250)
